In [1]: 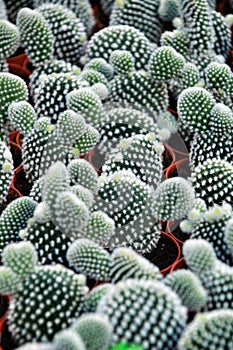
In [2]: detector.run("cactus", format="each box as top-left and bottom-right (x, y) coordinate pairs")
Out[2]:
(0, 72), (28, 126)
(34, 0), (94, 33)
(102, 134), (163, 189)
(178, 87), (215, 133)
(0, 197), (37, 258)
(67, 87), (104, 128)
(97, 108), (160, 159)
(110, 247), (161, 283)
(68, 159), (99, 194)
(21, 219), (73, 266)
(110, 50), (134, 75)
(34, 73), (84, 123)
(179, 310), (233, 350)
(37, 4), (86, 65)
(8, 265), (88, 344)
(72, 313), (112, 350)
(152, 177), (195, 221)
(52, 329), (86, 350)
(8, 101), (36, 135)
(0, 19), (20, 60)
(87, 25), (153, 71)
(191, 159), (233, 207)
(97, 279), (187, 349)
(0, 141), (14, 203)
(16, 8), (54, 66)
(181, 203), (233, 264)
(164, 269), (207, 311)
(67, 238), (111, 280)
(2, 241), (37, 278)
(149, 46), (185, 82)
(109, 0), (162, 43)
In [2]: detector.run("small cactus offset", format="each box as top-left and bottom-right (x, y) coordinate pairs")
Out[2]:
(72, 313), (112, 350)
(0, 141), (14, 203)
(52, 329), (86, 350)
(152, 177), (195, 221)
(2, 241), (38, 278)
(66, 238), (111, 280)
(8, 101), (36, 135)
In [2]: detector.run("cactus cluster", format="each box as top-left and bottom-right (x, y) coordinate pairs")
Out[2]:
(0, 0), (232, 349)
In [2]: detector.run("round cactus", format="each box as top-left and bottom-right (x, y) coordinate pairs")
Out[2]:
(34, 0), (94, 34)
(0, 19), (20, 59)
(97, 279), (187, 350)
(8, 101), (36, 135)
(68, 159), (99, 194)
(152, 177), (195, 221)
(97, 108), (160, 159)
(67, 238), (111, 280)
(209, 103), (232, 134)
(22, 119), (67, 181)
(29, 59), (80, 97)
(72, 313), (112, 350)
(0, 266), (22, 294)
(2, 241), (38, 278)
(0, 197), (37, 258)
(160, 30), (189, 59)
(42, 161), (70, 211)
(81, 69), (109, 88)
(179, 310), (233, 350)
(67, 124), (99, 158)
(53, 191), (89, 238)
(52, 329), (86, 350)
(110, 50), (134, 75)
(84, 211), (115, 244)
(85, 58), (114, 81)
(109, 0), (162, 43)
(8, 265), (88, 344)
(149, 46), (185, 82)
(38, 4), (86, 65)
(186, 204), (233, 264)
(84, 283), (114, 313)
(67, 87), (104, 128)
(109, 71), (168, 118)
(164, 269), (207, 311)
(0, 72), (28, 126)
(95, 171), (161, 253)
(178, 87), (215, 133)
(16, 8), (54, 66)
(71, 184), (94, 208)
(57, 109), (86, 146)
(190, 131), (232, 169)
(191, 158), (233, 206)
(110, 247), (161, 283)
(182, 239), (217, 276)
